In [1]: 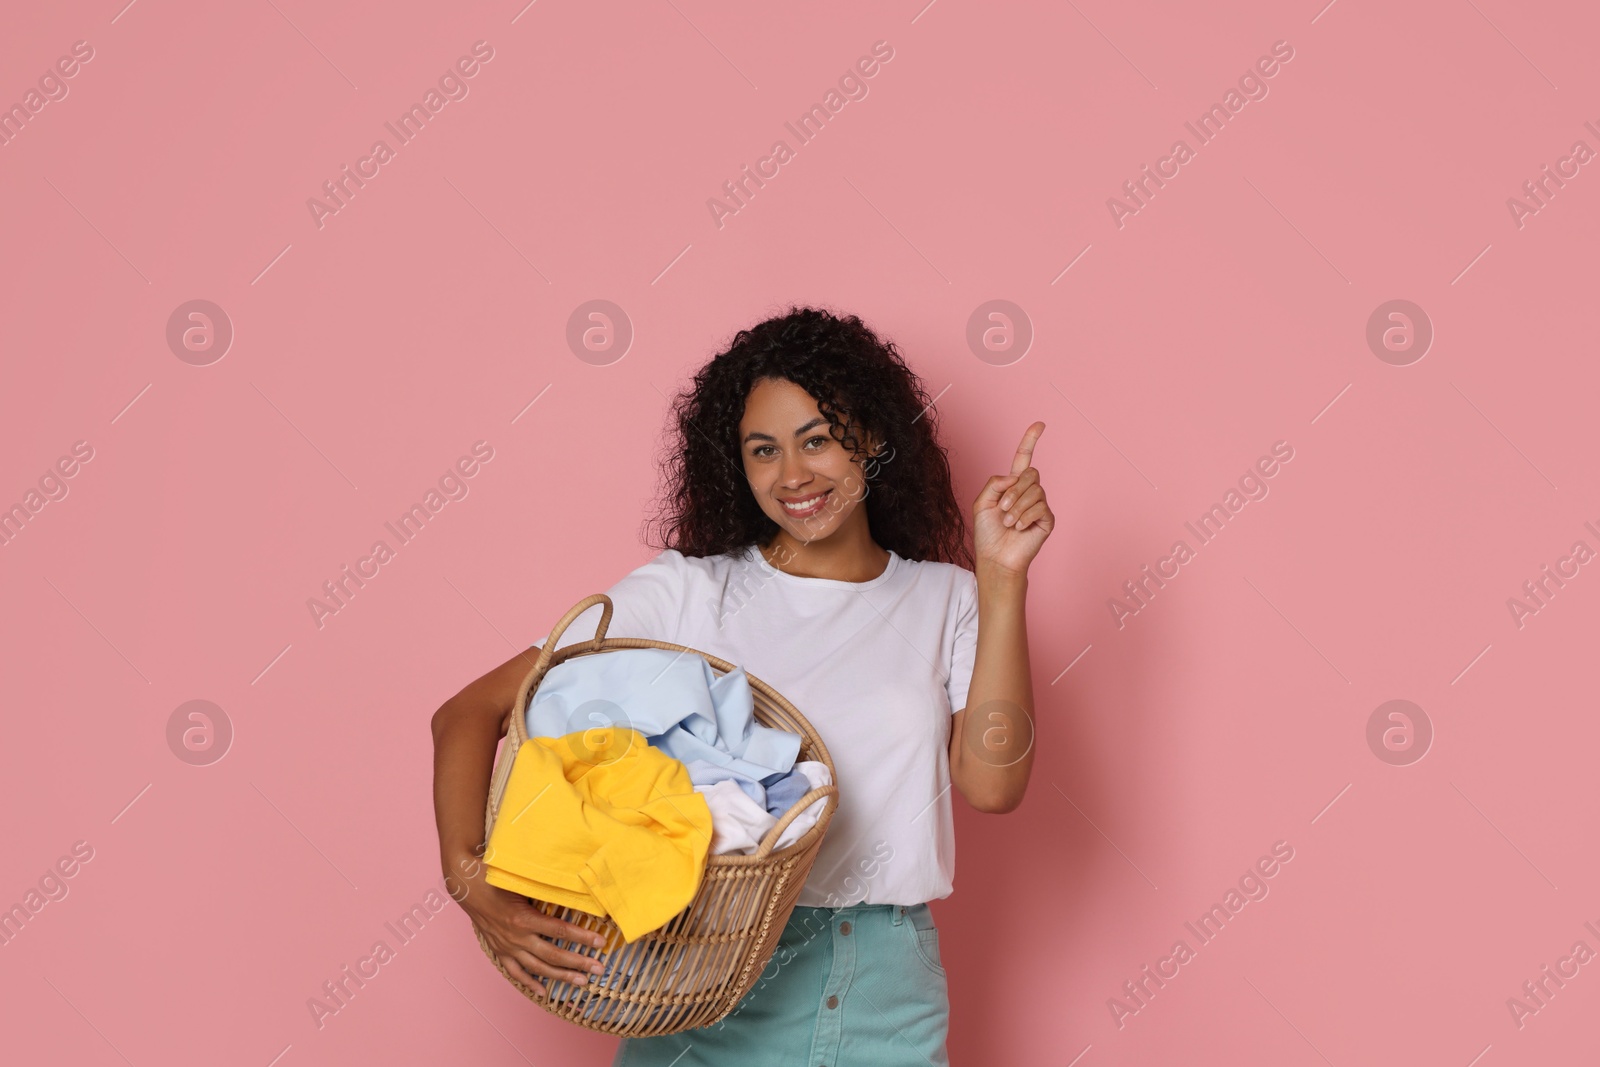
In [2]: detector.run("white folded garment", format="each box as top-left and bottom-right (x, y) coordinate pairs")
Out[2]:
(697, 760), (832, 856)
(700, 780), (775, 855)
(770, 761), (832, 852)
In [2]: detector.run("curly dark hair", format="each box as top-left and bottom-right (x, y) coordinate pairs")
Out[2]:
(643, 306), (973, 569)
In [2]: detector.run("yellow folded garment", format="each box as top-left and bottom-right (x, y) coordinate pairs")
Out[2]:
(484, 727), (714, 943)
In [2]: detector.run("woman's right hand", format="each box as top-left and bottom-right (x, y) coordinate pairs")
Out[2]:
(448, 851), (609, 999)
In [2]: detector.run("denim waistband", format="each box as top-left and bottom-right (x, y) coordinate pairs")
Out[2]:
(789, 902), (929, 916)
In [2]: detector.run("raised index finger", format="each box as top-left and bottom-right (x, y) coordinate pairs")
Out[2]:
(1010, 421), (1046, 476)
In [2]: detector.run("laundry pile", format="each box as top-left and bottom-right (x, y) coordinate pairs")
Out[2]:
(483, 648), (831, 1012)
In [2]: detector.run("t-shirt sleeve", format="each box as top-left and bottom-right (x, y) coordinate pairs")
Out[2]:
(946, 566), (980, 714)
(533, 550), (686, 651)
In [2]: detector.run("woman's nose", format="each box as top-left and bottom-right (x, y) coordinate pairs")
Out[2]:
(779, 451), (811, 486)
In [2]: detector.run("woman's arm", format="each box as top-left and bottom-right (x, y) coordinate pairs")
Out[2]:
(431, 647), (610, 997)
(950, 421), (1053, 815)
(951, 569), (1036, 813)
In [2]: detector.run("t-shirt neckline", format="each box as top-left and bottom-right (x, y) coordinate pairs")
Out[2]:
(743, 543), (901, 590)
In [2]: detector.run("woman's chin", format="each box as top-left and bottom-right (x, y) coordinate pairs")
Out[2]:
(773, 515), (837, 545)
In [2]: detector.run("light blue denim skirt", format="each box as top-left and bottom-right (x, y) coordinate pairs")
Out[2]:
(612, 902), (950, 1067)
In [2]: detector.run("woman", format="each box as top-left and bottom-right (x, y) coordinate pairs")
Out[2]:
(431, 306), (1052, 1065)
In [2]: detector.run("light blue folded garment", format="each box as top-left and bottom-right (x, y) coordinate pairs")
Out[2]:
(526, 648), (802, 784)
(761, 768), (814, 817)
(685, 759), (768, 808)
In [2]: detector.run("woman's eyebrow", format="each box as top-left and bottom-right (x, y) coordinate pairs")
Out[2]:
(742, 417), (828, 444)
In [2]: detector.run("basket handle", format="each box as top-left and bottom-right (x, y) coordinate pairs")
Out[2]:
(752, 783), (838, 860)
(533, 594), (614, 675)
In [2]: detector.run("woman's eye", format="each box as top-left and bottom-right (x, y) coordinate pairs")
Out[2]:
(750, 438), (826, 458)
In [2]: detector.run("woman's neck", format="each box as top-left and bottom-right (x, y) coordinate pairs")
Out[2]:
(761, 518), (890, 583)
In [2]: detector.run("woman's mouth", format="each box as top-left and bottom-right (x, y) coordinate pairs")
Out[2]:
(779, 489), (831, 518)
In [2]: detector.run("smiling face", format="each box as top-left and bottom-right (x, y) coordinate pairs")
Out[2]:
(739, 376), (879, 547)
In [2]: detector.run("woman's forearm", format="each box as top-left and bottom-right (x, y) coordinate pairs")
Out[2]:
(430, 649), (616, 981)
(955, 567), (1037, 813)
(431, 648), (537, 889)
(432, 697), (504, 877)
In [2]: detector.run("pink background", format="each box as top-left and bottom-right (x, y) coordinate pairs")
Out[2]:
(2, 1), (1597, 1064)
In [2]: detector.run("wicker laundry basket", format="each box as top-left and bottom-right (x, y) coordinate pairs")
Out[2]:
(476, 593), (840, 1037)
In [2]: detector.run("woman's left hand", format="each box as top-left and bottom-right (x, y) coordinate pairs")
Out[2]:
(973, 421), (1055, 579)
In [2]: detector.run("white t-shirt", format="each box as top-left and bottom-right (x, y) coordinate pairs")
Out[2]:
(535, 544), (980, 907)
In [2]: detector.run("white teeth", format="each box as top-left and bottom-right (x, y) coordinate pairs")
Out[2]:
(782, 492), (828, 512)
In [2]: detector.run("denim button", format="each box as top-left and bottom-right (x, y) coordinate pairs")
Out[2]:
(827, 994), (838, 1009)
(839, 921), (851, 935)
